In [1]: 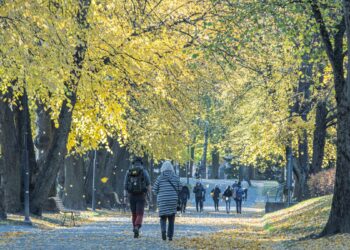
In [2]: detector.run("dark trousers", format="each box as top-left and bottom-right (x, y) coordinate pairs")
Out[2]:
(244, 189), (248, 201)
(180, 199), (187, 213)
(235, 199), (242, 214)
(195, 197), (203, 212)
(213, 198), (219, 211)
(129, 193), (145, 229)
(160, 214), (175, 239)
(225, 199), (231, 213)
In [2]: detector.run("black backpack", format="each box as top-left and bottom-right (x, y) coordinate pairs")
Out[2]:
(126, 166), (147, 194)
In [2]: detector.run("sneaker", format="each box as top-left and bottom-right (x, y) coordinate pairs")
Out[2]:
(162, 231), (166, 241)
(133, 227), (139, 238)
(168, 237), (173, 241)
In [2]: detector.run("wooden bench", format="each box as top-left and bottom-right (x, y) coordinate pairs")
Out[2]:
(50, 197), (81, 226)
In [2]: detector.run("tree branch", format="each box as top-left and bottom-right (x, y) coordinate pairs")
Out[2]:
(310, 0), (335, 68)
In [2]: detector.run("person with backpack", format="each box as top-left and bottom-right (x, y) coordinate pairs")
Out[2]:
(152, 161), (182, 241)
(234, 181), (244, 214)
(179, 185), (190, 213)
(124, 157), (151, 238)
(193, 182), (206, 212)
(210, 185), (221, 212)
(222, 185), (233, 214)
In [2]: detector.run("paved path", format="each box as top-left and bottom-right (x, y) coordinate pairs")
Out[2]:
(0, 179), (273, 249)
(0, 206), (264, 250)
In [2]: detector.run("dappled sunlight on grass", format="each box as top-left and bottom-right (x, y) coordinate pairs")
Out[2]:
(176, 195), (350, 249)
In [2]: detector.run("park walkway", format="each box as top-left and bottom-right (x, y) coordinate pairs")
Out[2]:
(0, 205), (264, 250)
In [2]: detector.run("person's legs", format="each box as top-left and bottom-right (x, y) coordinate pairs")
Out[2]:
(228, 199), (231, 213)
(168, 214), (175, 240)
(238, 200), (242, 213)
(183, 200), (187, 213)
(129, 195), (137, 228)
(134, 195), (145, 229)
(200, 199), (203, 212)
(235, 199), (239, 214)
(160, 216), (167, 240)
(195, 198), (199, 212)
(244, 189), (248, 201)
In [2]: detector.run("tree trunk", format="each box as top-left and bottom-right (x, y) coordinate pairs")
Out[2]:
(200, 121), (209, 178)
(30, 0), (91, 215)
(211, 147), (220, 179)
(311, 101), (328, 174)
(63, 155), (86, 210)
(0, 161), (7, 219)
(0, 98), (22, 213)
(317, 0), (349, 235)
(190, 145), (195, 177)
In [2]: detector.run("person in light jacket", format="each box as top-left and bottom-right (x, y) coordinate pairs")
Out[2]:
(153, 161), (182, 241)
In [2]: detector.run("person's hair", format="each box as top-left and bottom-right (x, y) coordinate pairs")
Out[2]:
(160, 160), (174, 173)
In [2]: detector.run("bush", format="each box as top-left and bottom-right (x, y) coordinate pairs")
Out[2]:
(307, 168), (335, 197)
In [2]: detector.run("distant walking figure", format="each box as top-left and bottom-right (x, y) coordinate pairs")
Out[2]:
(211, 185), (221, 212)
(241, 179), (249, 201)
(124, 157), (152, 238)
(234, 182), (244, 214)
(153, 161), (182, 241)
(193, 182), (206, 212)
(179, 185), (190, 213)
(223, 186), (233, 214)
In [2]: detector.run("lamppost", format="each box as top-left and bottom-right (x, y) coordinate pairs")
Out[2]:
(23, 90), (31, 225)
(92, 150), (97, 211)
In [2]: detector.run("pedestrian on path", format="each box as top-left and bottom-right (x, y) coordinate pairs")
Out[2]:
(210, 185), (221, 212)
(223, 186), (233, 214)
(234, 182), (244, 214)
(179, 185), (190, 213)
(124, 157), (152, 238)
(193, 182), (206, 212)
(152, 161), (182, 241)
(241, 179), (249, 201)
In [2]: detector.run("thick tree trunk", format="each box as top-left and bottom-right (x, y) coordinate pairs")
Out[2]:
(30, 0), (91, 215)
(33, 103), (54, 183)
(311, 101), (328, 174)
(0, 161), (7, 219)
(63, 155), (86, 210)
(0, 98), (22, 213)
(319, 0), (349, 235)
(0, 185), (6, 220)
(211, 147), (220, 179)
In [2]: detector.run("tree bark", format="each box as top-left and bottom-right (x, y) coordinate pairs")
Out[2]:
(63, 155), (86, 210)
(313, 0), (349, 234)
(30, 0), (91, 215)
(311, 101), (328, 174)
(200, 121), (209, 178)
(0, 160), (7, 219)
(211, 147), (220, 179)
(0, 97), (22, 213)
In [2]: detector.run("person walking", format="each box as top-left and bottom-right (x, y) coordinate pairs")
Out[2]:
(241, 179), (249, 201)
(223, 186), (233, 214)
(152, 161), (182, 241)
(193, 182), (206, 212)
(179, 185), (190, 213)
(210, 185), (221, 212)
(234, 182), (244, 214)
(124, 157), (152, 238)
